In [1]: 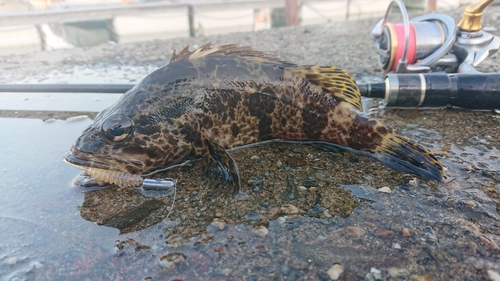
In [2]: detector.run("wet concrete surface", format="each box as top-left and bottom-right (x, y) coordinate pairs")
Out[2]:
(1, 5), (500, 281)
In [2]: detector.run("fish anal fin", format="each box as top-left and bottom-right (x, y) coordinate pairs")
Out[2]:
(202, 138), (241, 195)
(289, 66), (363, 112)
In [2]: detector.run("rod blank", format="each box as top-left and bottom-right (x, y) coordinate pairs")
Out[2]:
(0, 84), (134, 93)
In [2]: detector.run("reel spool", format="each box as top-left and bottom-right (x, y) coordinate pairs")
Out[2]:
(371, 0), (457, 73)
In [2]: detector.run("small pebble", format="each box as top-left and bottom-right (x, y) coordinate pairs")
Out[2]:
(276, 160), (283, 167)
(378, 186), (391, 193)
(309, 206), (325, 213)
(376, 230), (395, 239)
(250, 155), (260, 160)
(252, 225), (269, 237)
(303, 175), (316, 187)
(323, 210), (332, 218)
(327, 263), (344, 280)
(245, 212), (263, 221)
(286, 156), (307, 167)
(402, 228), (411, 237)
(221, 268), (232, 276)
(261, 202), (270, 208)
(247, 178), (263, 187)
(235, 192), (248, 201)
(487, 270), (500, 281)
(281, 204), (300, 215)
(388, 267), (410, 278)
(315, 173), (327, 181)
(344, 226), (363, 238)
(211, 219), (226, 230)
(392, 243), (401, 249)
(284, 166), (292, 171)
(330, 154), (342, 161)
(480, 235), (500, 251)
(408, 178), (419, 187)
(160, 252), (186, 269)
(281, 266), (290, 275)
(363, 175), (374, 181)
(298, 185), (307, 191)
(411, 274), (436, 281)
(348, 155), (359, 163)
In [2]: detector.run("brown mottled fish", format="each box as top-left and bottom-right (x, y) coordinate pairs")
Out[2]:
(64, 43), (444, 194)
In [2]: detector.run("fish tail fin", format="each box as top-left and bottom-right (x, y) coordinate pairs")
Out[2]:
(319, 112), (445, 181)
(371, 128), (444, 181)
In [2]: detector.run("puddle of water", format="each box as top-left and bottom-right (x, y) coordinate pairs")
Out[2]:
(0, 117), (117, 279)
(1, 114), (500, 280)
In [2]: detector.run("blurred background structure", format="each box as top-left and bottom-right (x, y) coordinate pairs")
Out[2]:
(0, 0), (481, 55)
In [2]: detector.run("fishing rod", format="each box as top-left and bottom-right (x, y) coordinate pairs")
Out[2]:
(2, 72), (500, 109)
(359, 73), (500, 109)
(0, 83), (133, 93)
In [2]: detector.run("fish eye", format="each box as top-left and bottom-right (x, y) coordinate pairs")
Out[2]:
(100, 114), (134, 142)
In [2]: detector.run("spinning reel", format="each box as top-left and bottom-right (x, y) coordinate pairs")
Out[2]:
(361, 0), (500, 109)
(370, 0), (500, 74)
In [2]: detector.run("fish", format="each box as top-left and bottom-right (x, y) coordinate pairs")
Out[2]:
(64, 43), (444, 194)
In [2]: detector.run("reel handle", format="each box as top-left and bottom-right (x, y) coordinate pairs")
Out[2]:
(457, 0), (495, 32)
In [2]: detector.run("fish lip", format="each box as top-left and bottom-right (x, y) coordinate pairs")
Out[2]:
(64, 147), (144, 173)
(64, 151), (115, 171)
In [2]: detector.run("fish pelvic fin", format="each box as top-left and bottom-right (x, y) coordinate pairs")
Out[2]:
(372, 129), (445, 181)
(289, 66), (363, 112)
(202, 138), (241, 195)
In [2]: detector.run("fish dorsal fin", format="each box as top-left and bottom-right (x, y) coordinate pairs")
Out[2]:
(170, 42), (285, 64)
(289, 66), (363, 112)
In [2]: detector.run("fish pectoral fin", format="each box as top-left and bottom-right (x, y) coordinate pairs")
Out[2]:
(202, 138), (241, 195)
(289, 66), (363, 112)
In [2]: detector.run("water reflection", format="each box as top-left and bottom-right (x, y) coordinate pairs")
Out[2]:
(79, 185), (169, 234)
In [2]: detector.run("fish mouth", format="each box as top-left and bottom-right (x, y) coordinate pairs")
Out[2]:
(64, 151), (114, 171)
(64, 146), (145, 171)
(64, 147), (145, 187)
